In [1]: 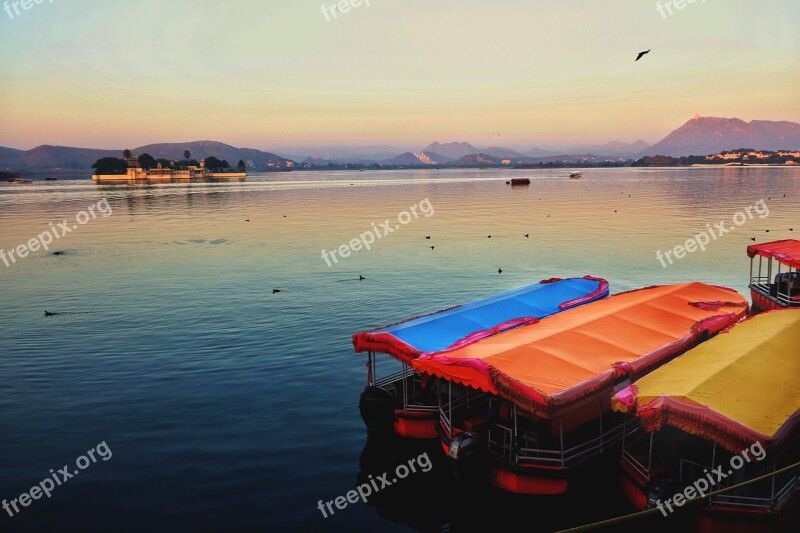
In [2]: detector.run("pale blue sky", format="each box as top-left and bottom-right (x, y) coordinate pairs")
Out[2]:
(0, 0), (798, 149)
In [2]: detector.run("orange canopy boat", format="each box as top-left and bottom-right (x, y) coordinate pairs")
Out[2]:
(413, 282), (749, 495)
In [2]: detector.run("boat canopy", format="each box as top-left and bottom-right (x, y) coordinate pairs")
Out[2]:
(352, 276), (609, 364)
(747, 239), (800, 269)
(613, 310), (800, 453)
(413, 283), (749, 418)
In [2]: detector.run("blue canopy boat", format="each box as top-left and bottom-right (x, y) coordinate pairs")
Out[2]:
(352, 276), (610, 438)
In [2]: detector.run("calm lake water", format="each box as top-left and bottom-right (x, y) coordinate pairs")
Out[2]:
(1, 167), (798, 532)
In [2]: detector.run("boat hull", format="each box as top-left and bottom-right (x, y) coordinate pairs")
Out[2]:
(439, 422), (620, 495)
(394, 409), (438, 439)
(619, 461), (800, 533)
(750, 289), (790, 314)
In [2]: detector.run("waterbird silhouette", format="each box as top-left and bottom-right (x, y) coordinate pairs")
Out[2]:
(635, 50), (651, 61)
(273, 289), (281, 294)
(498, 268), (503, 274)
(751, 238), (756, 241)
(425, 236), (431, 239)
(524, 234), (529, 238)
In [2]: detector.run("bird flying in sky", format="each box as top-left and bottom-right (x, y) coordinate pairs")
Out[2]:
(635, 50), (651, 62)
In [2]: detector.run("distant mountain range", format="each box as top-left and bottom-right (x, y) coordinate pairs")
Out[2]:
(379, 152), (451, 165)
(421, 142), (479, 160)
(640, 116), (800, 157)
(571, 140), (651, 157)
(3, 117), (799, 172)
(0, 141), (293, 171)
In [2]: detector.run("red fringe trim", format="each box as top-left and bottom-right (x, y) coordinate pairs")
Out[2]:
(559, 276), (610, 310)
(637, 397), (800, 455)
(690, 300), (749, 311)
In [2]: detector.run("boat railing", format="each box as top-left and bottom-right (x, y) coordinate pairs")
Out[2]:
(509, 418), (628, 468)
(710, 469), (799, 511)
(373, 363), (438, 411)
(374, 369), (406, 389)
(679, 458), (713, 485)
(750, 282), (800, 307)
(710, 494), (774, 510)
(773, 473), (800, 511)
(439, 386), (490, 437)
(488, 423), (514, 462)
(621, 428), (651, 481)
(750, 257), (800, 307)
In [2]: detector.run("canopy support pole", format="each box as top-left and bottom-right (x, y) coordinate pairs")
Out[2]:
(598, 399), (604, 452)
(448, 381), (453, 439)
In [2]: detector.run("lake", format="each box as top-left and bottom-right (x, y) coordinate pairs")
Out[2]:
(0, 167), (798, 532)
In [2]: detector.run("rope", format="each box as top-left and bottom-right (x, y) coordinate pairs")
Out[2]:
(555, 460), (800, 533)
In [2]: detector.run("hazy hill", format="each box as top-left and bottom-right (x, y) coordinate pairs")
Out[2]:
(0, 141), (294, 171)
(379, 152), (450, 165)
(450, 153), (503, 166)
(481, 147), (525, 159)
(570, 140), (650, 157)
(422, 142), (480, 160)
(643, 116), (800, 157)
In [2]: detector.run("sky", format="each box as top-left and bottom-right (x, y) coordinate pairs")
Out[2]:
(0, 0), (798, 151)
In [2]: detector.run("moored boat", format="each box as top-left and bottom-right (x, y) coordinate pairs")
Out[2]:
(510, 178), (531, 186)
(747, 239), (800, 313)
(570, 172), (583, 179)
(352, 276), (610, 439)
(613, 310), (800, 532)
(413, 282), (749, 494)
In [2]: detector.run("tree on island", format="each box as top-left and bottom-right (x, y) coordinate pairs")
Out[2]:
(204, 156), (226, 171)
(237, 160), (246, 172)
(184, 150), (191, 161)
(138, 153), (157, 170)
(93, 157), (128, 175)
(1, 170), (20, 181)
(175, 158), (200, 169)
(123, 149), (132, 159)
(156, 159), (174, 168)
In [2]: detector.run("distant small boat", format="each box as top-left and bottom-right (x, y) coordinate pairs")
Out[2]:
(45, 177), (57, 181)
(510, 178), (531, 186)
(569, 172), (583, 179)
(6, 178), (33, 184)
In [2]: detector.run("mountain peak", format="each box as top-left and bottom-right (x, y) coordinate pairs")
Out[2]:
(642, 116), (800, 157)
(422, 141), (479, 159)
